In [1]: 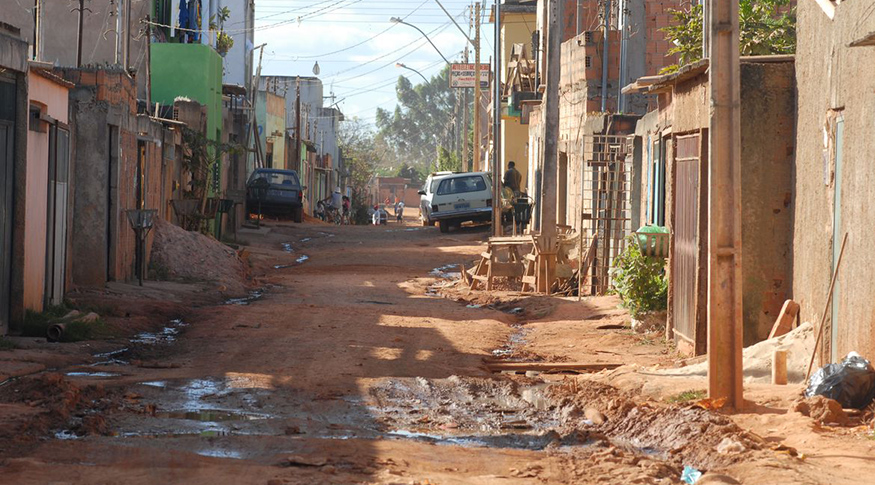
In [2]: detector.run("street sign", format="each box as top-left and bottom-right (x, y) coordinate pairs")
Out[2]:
(449, 63), (490, 89)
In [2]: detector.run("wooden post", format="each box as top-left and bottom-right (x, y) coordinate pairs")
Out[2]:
(493, 2), (502, 237)
(707, 0), (743, 410)
(772, 350), (788, 385)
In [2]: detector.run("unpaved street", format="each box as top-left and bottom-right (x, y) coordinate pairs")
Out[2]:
(0, 218), (872, 484)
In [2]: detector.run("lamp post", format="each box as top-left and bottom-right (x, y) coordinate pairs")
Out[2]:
(390, 17), (451, 65)
(395, 62), (429, 83)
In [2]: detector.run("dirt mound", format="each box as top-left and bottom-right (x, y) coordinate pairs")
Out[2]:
(149, 218), (250, 295)
(0, 374), (111, 456)
(791, 395), (849, 425)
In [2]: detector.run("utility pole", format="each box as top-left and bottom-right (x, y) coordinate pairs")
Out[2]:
(295, 78), (302, 172)
(246, 44), (266, 171)
(463, 45), (470, 172)
(474, 2), (482, 172)
(538, 0), (562, 290)
(707, 0), (743, 410)
(32, 0), (41, 60)
(124, 0), (131, 70)
(74, 0), (89, 67)
(601, 0), (611, 112)
(492, 1), (501, 237)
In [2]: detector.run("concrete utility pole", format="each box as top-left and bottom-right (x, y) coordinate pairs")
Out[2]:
(707, 0), (743, 410)
(474, 2), (482, 172)
(492, 0), (501, 236)
(74, 0), (90, 67)
(600, 0), (611, 112)
(463, 45), (470, 171)
(538, 0), (562, 288)
(295, 78), (301, 171)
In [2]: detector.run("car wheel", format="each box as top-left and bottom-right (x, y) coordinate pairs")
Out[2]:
(439, 220), (449, 233)
(293, 207), (303, 224)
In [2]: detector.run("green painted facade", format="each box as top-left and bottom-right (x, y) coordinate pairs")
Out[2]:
(150, 43), (223, 191)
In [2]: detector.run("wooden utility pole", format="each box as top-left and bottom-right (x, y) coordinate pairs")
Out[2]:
(535, 0), (562, 291)
(474, 2), (482, 172)
(707, 0), (743, 410)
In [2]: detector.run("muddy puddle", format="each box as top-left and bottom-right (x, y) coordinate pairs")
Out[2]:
(65, 371), (122, 378)
(130, 319), (188, 344)
(491, 323), (531, 359)
(224, 289), (264, 305)
(281, 243), (294, 253)
(430, 264), (462, 280)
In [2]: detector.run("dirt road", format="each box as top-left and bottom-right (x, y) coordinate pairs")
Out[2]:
(0, 217), (869, 484)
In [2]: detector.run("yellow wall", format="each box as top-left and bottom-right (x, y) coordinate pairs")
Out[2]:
(24, 73), (69, 311)
(266, 92), (286, 169)
(501, 11), (536, 192)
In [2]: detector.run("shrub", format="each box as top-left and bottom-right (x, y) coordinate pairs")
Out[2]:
(610, 236), (668, 319)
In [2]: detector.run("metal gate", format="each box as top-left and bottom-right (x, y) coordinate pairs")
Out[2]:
(673, 133), (702, 351)
(578, 135), (634, 295)
(0, 75), (15, 332)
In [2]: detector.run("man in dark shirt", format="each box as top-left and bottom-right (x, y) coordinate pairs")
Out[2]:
(503, 161), (522, 195)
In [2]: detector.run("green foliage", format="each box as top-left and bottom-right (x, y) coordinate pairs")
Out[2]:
(376, 66), (468, 171)
(661, 0), (796, 73)
(0, 337), (19, 351)
(437, 147), (462, 173)
(610, 236), (668, 319)
(339, 118), (381, 225)
(21, 303), (112, 342)
(181, 128), (244, 231)
(666, 389), (707, 403)
(396, 163), (423, 185)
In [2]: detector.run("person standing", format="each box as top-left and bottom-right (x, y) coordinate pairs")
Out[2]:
(503, 161), (522, 196)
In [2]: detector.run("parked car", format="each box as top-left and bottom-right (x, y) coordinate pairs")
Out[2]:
(419, 171), (493, 233)
(246, 168), (304, 223)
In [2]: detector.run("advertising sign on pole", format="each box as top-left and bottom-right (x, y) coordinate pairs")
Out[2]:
(449, 63), (490, 88)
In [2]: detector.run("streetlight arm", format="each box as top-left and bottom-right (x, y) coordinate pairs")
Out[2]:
(392, 18), (451, 65)
(433, 0), (475, 47)
(396, 63), (429, 83)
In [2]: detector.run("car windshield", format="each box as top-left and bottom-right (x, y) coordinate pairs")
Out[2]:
(253, 171), (299, 187)
(436, 175), (487, 195)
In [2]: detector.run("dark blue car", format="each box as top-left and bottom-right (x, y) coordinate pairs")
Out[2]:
(246, 168), (304, 223)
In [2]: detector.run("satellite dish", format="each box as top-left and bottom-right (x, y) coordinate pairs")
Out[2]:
(312, 61), (320, 75)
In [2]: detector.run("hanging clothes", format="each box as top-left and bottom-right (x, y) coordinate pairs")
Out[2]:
(178, 0), (190, 41)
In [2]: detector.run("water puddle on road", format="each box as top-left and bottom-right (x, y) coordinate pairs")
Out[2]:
(154, 410), (270, 422)
(224, 289), (264, 306)
(281, 243), (294, 253)
(274, 255), (309, 269)
(491, 324), (530, 359)
(430, 264), (461, 280)
(130, 319), (188, 345)
(65, 371), (122, 378)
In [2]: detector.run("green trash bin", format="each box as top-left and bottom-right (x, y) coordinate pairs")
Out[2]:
(635, 225), (670, 258)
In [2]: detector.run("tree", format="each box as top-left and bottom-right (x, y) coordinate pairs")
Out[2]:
(661, 0), (796, 73)
(396, 163), (423, 185)
(436, 147), (462, 173)
(338, 118), (382, 224)
(375, 66), (467, 172)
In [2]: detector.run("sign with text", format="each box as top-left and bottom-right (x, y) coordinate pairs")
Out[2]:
(449, 63), (491, 89)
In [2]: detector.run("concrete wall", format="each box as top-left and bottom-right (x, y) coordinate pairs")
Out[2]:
(2, 0), (152, 97)
(24, 71), (70, 311)
(793, 1), (875, 362)
(58, 68), (167, 287)
(651, 59), (795, 350)
(265, 91), (285, 169)
(501, 9), (536, 193)
(218, 0), (254, 87)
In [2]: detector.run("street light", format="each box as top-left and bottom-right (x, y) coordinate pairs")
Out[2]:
(390, 17), (450, 65)
(395, 63), (429, 83)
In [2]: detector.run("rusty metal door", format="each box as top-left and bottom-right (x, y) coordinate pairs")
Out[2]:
(672, 134), (701, 350)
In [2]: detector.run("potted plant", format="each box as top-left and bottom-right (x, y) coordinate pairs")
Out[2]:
(210, 7), (234, 56)
(610, 236), (668, 333)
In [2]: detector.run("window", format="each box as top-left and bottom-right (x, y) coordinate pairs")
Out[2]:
(436, 175), (487, 195)
(251, 170), (300, 187)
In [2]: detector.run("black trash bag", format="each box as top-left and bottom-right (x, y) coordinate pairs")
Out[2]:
(805, 353), (875, 409)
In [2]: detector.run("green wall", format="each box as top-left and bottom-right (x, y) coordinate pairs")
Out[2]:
(150, 43), (223, 191)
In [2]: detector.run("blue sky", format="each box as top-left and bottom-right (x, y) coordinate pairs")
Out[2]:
(249, 0), (496, 125)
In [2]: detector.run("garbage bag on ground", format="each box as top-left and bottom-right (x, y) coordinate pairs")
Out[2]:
(805, 352), (875, 409)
